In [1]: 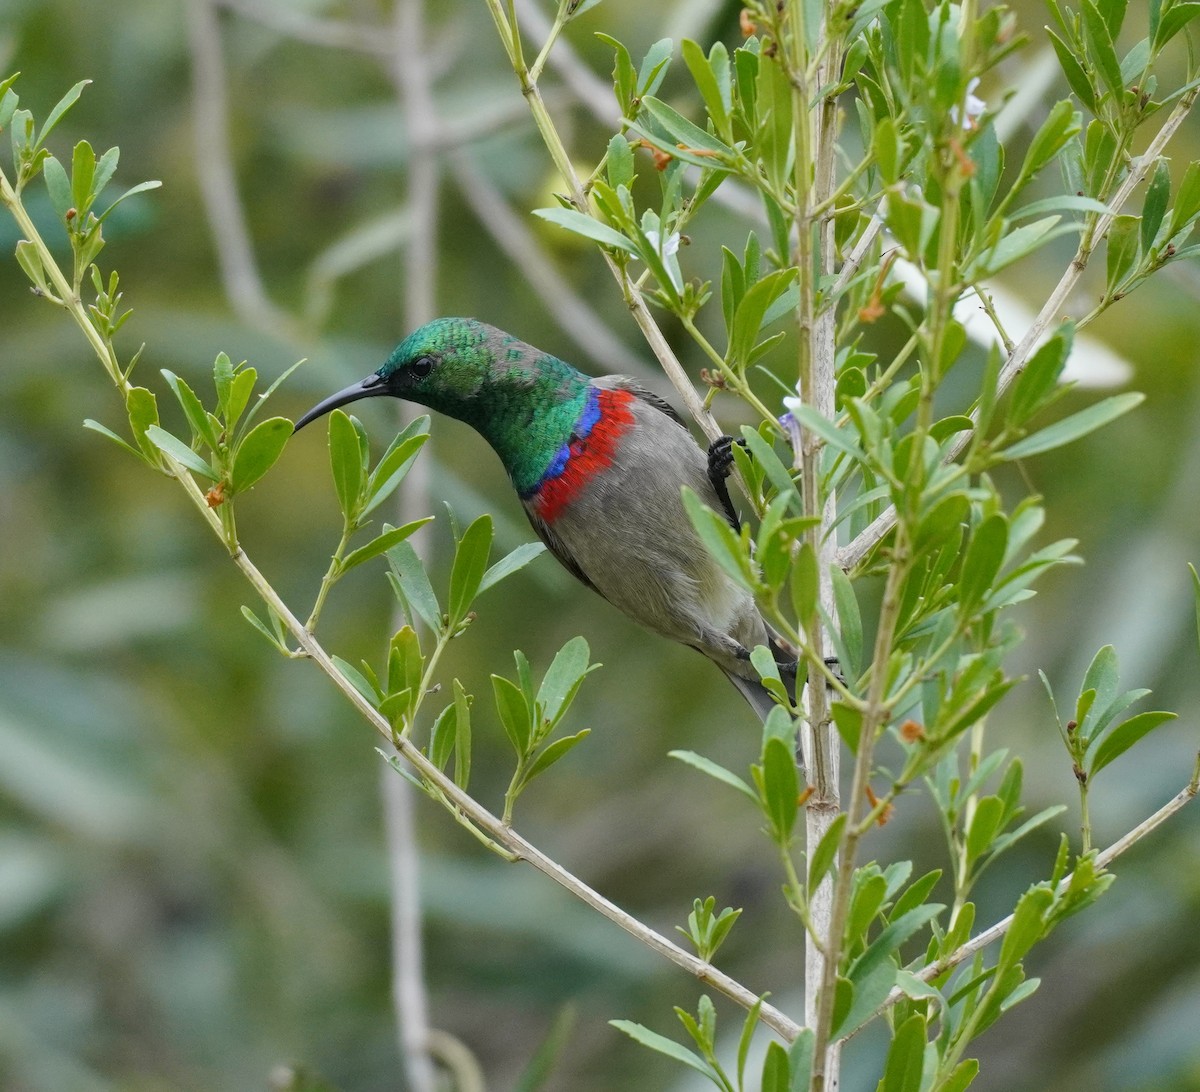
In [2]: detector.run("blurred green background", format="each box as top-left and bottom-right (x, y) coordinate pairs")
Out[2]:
(2, 1), (1199, 1089)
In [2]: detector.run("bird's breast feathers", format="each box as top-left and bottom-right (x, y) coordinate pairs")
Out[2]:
(524, 386), (636, 522)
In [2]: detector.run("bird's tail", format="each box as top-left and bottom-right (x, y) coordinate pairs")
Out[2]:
(722, 669), (781, 722)
(723, 635), (800, 723)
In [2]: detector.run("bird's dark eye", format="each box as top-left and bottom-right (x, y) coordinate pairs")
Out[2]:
(409, 355), (434, 379)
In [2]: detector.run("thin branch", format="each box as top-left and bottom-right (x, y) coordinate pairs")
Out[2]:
(382, 763), (438, 1092)
(186, 0), (300, 339)
(387, 1), (442, 1087)
(836, 87), (1200, 573)
(447, 150), (652, 378)
(865, 756), (1200, 1025)
(232, 540), (804, 1041)
(215, 0), (395, 54)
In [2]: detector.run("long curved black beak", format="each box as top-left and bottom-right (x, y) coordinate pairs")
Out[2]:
(293, 373), (389, 433)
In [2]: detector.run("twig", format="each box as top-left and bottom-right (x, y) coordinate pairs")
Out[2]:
(382, 763), (438, 1092)
(867, 756), (1200, 1022)
(836, 87), (1199, 573)
(481, 0), (723, 444)
(234, 541), (803, 1041)
(216, 0), (395, 55)
(447, 150), (652, 378)
(387, 1), (443, 1086)
(186, 0), (300, 339)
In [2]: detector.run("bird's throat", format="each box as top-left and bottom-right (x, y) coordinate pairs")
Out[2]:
(522, 387), (636, 522)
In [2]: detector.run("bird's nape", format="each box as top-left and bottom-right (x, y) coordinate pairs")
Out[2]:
(293, 372), (389, 432)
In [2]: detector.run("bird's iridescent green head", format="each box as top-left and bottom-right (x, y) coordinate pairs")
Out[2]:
(294, 317), (592, 491)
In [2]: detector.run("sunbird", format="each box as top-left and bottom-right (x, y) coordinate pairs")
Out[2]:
(295, 317), (796, 719)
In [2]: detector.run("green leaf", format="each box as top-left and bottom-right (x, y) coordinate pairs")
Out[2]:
(95, 179), (162, 224)
(13, 239), (50, 293)
(429, 701), (457, 772)
(362, 431), (428, 517)
(493, 674), (532, 755)
(787, 1027), (815, 1092)
(1047, 29), (1098, 112)
(537, 635), (593, 727)
(636, 37), (673, 98)
(872, 116), (903, 186)
(788, 404), (866, 463)
(959, 513), (1008, 611)
(730, 269), (798, 368)
(967, 216), (1069, 278)
(70, 139), (95, 216)
(1082, 0), (1125, 99)
(681, 39), (730, 141)
(596, 32), (635, 112)
(386, 541), (442, 632)
(1003, 393), (1143, 459)
(81, 419), (143, 461)
(1142, 159), (1171, 254)
(478, 541), (547, 595)
(1105, 215), (1141, 292)
(808, 814), (846, 891)
(681, 487), (754, 589)
(126, 385), (160, 458)
(524, 729), (592, 784)
(448, 514), (493, 625)
(761, 1041), (789, 1092)
(0, 76), (19, 133)
(533, 207), (638, 255)
(240, 604), (287, 652)
(830, 566), (863, 677)
(327, 409), (366, 521)
(1015, 99), (1079, 188)
(213, 351), (234, 420)
(34, 79), (90, 151)
(1155, 1), (1200, 48)
(791, 542), (819, 626)
(91, 145), (119, 204)
(1088, 710), (1177, 777)
(144, 425), (219, 480)
(609, 1021), (719, 1081)
(230, 417), (291, 494)
(1008, 329), (1072, 426)
(42, 154), (71, 219)
(452, 679), (472, 789)
(639, 95), (733, 159)
(847, 904), (943, 987)
(834, 959), (897, 1039)
(1191, 563), (1200, 656)
(340, 518), (433, 575)
(161, 369), (219, 450)
(965, 795), (1005, 866)
(669, 749), (758, 803)
(760, 735), (798, 842)
(605, 133), (634, 191)
(940, 1059), (980, 1092)
(880, 1014), (927, 1092)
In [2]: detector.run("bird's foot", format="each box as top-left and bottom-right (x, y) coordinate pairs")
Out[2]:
(707, 435), (746, 531)
(777, 657), (845, 687)
(706, 434), (744, 481)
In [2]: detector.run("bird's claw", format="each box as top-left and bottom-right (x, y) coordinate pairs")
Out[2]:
(706, 434), (745, 481)
(707, 435), (747, 531)
(778, 656), (845, 688)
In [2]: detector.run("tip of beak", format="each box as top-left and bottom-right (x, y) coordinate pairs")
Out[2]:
(292, 373), (388, 434)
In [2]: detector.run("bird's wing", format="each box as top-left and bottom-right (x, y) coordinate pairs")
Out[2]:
(522, 503), (600, 594)
(592, 374), (687, 427)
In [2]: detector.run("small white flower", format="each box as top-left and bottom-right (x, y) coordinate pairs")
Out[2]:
(644, 229), (681, 257)
(951, 78), (986, 129)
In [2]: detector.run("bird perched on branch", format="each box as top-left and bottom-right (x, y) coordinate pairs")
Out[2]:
(294, 317), (795, 720)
